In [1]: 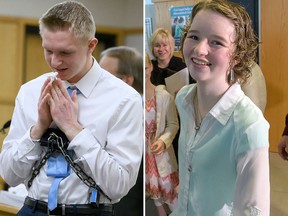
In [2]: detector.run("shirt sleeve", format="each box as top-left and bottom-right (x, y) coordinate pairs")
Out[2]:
(68, 94), (143, 200)
(0, 94), (43, 186)
(158, 93), (179, 149)
(233, 147), (270, 216)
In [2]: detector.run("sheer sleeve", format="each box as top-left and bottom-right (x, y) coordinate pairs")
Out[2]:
(233, 147), (270, 216)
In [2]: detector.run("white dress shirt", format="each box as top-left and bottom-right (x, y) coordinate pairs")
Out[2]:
(0, 59), (143, 204)
(171, 83), (270, 216)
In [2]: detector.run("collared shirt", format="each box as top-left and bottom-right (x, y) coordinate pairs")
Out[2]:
(0, 59), (143, 204)
(171, 83), (270, 216)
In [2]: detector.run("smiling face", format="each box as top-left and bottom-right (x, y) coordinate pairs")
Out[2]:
(153, 37), (172, 63)
(42, 28), (97, 83)
(183, 9), (236, 86)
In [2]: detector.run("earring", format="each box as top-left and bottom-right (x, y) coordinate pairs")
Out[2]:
(230, 69), (235, 82)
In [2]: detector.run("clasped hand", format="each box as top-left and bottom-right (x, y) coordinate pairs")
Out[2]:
(150, 139), (165, 155)
(31, 77), (82, 141)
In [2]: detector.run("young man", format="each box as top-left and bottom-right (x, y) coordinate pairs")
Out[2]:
(0, 2), (143, 216)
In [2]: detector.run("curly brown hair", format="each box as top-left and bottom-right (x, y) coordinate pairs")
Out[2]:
(180, 0), (258, 84)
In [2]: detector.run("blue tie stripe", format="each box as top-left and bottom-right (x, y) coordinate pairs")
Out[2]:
(46, 148), (71, 210)
(48, 177), (63, 211)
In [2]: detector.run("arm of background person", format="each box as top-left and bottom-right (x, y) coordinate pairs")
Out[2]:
(278, 113), (288, 160)
(241, 62), (267, 113)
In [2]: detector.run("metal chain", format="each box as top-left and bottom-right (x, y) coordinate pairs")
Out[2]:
(28, 132), (111, 201)
(28, 150), (53, 188)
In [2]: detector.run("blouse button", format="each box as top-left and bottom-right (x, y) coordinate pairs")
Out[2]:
(188, 165), (192, 172)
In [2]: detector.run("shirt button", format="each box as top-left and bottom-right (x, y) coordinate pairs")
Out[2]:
(188, 165), (192, 172)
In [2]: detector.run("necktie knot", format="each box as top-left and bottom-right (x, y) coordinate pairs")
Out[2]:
(67, 86), (81, 96)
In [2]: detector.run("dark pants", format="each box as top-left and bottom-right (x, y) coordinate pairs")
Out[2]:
(17, 205), (114, 216)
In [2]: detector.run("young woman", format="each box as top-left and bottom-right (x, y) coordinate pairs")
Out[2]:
(145, 53), (179, 216)
(171, 0), (270, 215)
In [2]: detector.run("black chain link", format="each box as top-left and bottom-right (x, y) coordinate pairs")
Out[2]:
(28, 132), (111, 201)
(28, 150), (53, 188)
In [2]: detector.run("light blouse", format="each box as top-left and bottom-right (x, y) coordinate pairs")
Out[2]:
(171, 83), (270, 216)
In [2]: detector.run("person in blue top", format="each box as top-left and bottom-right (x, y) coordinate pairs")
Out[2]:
(174, 16), (185, 38)
(171, 0), (270, 215)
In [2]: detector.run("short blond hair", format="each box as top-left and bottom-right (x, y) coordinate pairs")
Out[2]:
(39, 1), (95, 43)
(149, 28), (175, 60)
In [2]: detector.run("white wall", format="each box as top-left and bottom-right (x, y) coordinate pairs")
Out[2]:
(0, 0), (143, 53)
(123, 0), (143, 53)
(0, 0), (142, 28)
(123, 0), (143, 28)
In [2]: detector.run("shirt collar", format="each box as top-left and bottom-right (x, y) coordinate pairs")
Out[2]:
(181, 83), (244, 126)
(210, 83), (244, 125)
(63, 57), (102, 98)
(181, 84), (197, 110)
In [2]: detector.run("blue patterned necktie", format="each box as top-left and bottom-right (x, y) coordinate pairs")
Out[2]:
(47, 154), (70, 211)
(47, 86), (80, 211)
(47, 86), (81, 210)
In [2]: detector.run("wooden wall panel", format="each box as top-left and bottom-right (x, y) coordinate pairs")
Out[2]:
(260, 0), (288, 152)
(0, 105), (13, 146)
(0, 104), (14, 190)
(0, 20), (23, 104)
(25, 34), (51, 82)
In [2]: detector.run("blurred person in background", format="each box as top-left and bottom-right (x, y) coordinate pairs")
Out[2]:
(100, 46), (144, 216)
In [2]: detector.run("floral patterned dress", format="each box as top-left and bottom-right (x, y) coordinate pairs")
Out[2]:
(145, 95), (179, 206)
